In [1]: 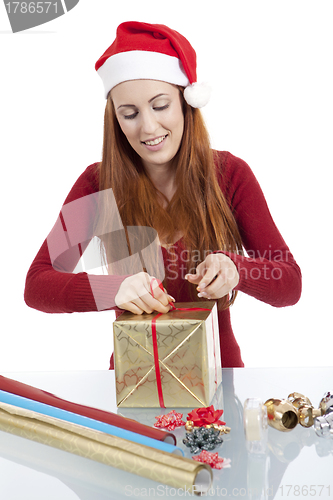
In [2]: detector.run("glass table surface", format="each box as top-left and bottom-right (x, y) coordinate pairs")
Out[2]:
(0, 368), (332, 500)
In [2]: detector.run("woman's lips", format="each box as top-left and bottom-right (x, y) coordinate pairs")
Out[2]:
(142, 134), (168, 151)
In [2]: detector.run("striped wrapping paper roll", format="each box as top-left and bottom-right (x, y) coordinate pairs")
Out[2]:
(0, 401), (212, 495)
(0, 375), (175, 444)
(0, 389), (183, 455)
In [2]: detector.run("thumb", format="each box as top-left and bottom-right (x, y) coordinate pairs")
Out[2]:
(185, 271), (202, 284)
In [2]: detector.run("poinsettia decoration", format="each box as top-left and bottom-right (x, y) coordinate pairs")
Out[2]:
(187, 405), (226, 427)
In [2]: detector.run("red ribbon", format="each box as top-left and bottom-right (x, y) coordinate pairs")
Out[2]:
(149, 279), (218, 408)
(151, 312), (165, 407)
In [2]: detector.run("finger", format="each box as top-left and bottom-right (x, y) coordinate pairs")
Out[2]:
(117, 301), (145, 315)
(198, 287), (230, 300)
(186, 256), (221, 289)
(117, 288), (172, 314)
(198, 274), (222, 298)
(196, 267), (220, 291)
(184, 262), (206, 284)
(138, 291), (172, 314)
(199, 276), (231, 299)
(184, 272), (202, 284)
(150, 281), (170, 307)
(131, 295), (157, 314)
(120, 293), (165, 315)
(207, 280), (232, 299)
(155, 285), (176, 304)
(198, 264), (239, 299)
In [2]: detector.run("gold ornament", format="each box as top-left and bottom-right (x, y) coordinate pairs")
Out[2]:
(264, 399), (298, 432)
(185, 420), (230, 435)
(288, 393), (322, 427)
(185, 421), (194, 431)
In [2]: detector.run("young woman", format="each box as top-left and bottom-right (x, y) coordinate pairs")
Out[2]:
(24, 21), (302, 368)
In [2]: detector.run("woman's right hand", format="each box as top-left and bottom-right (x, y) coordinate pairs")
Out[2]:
(115, 272), (174, 315)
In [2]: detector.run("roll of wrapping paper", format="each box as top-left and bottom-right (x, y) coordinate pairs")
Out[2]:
(0, 401), (212, 495)
(0, 375), (175, 444)
(0, 429), (146, 499)
(0, 389), (183, 455)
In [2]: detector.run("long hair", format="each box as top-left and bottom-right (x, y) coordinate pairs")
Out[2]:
(97, 88), (243, 309)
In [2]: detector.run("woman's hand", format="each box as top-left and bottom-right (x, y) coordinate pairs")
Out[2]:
(115, 272), (174, 315)
(185, 253), (239, 299)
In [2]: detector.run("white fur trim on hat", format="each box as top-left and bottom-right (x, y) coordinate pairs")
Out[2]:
(184, 82), (211, 109)
(97, 50), (190, 98)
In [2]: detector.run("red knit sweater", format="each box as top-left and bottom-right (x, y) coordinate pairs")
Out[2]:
(24, 151), (302, 367)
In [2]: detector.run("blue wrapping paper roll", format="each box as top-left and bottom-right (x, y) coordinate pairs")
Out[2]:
(0, 389), (183, 456)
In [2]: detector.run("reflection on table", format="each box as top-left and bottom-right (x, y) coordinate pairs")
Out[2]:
(0, 368), (332, 499)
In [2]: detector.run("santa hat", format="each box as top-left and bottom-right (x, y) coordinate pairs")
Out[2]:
(95, 21), (211, 108)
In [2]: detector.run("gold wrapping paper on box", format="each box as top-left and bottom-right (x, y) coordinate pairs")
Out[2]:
(114, 301), (222, 408)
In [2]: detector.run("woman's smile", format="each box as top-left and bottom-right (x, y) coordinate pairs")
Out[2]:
(142, 134), (168, 150)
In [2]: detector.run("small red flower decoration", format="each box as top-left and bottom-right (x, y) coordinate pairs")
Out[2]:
(154, 410), (186, 431)
(192, 450), (231, 470)
(187, 405), (226, 427)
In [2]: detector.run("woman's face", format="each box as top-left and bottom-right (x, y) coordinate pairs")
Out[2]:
(111, 80), (184, 174)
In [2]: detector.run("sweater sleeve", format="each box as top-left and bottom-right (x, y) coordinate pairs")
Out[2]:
(217, 151), (302, 307)
(24, 164), (128, 313)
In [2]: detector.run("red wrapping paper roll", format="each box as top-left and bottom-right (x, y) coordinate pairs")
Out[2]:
(0, 375), (176, 444)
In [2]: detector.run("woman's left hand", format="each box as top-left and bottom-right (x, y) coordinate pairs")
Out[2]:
(185, 253), (239, 299)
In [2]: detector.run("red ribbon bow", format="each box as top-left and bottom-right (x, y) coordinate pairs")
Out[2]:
(192, 450), (231, 469)
(187, 405), (226, 426)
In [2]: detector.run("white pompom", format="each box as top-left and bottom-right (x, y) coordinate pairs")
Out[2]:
(184, 82), (211, 108)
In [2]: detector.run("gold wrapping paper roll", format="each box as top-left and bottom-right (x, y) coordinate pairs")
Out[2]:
(0, 402), (212, 495)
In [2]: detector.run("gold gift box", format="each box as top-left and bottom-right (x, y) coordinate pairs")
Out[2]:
(113, 302), (222, 408)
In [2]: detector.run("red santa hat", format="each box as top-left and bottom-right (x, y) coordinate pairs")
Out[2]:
(95, 21), (211, 108)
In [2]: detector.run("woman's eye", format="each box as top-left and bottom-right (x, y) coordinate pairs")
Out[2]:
(154, 104), (169, 111)
(124, 112), (138, 120)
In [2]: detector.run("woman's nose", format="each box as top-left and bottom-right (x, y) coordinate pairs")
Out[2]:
(140, 110), (158, 135)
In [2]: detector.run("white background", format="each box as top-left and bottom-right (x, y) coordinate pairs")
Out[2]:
(0, 1), (332, 371)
